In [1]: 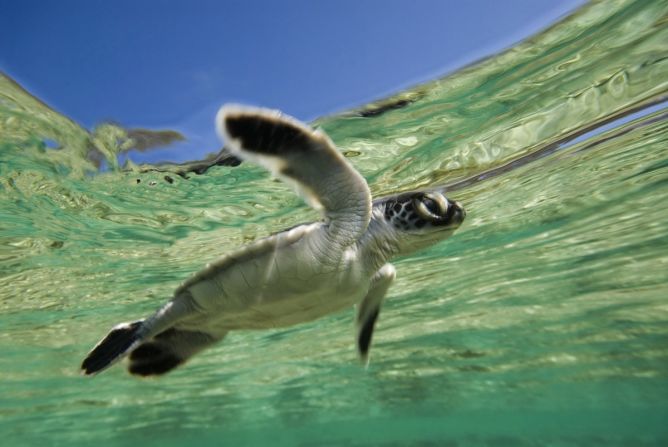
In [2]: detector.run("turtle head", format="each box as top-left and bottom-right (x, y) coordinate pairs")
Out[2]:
(379, 191), (466, 255)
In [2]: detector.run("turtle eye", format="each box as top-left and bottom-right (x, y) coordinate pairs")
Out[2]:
(414, 192), (449, 221)
(422, 197), (439, 214)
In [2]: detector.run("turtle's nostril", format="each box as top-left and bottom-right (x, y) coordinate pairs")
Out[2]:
(453, 201), (466, 219)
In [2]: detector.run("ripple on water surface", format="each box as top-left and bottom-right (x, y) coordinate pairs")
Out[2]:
(1, 1), (668, 446)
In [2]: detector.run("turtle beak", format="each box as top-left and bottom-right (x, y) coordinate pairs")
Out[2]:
(451, 201), (466, 223)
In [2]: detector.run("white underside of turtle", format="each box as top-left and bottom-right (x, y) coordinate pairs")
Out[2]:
(81, 105), (466, 377)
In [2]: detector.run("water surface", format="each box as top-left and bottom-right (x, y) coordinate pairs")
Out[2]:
(1, 1), (667, 445)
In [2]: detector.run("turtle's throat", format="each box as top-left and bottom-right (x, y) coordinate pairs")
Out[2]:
(357, 211), (401, 275)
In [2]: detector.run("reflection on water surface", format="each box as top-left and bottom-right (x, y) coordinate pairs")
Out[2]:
(1, 1), (667, 445)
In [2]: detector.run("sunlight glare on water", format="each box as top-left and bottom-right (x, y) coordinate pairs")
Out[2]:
(1, 1), (667, 445)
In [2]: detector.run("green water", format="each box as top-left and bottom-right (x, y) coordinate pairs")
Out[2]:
(2, 1), (668, 445)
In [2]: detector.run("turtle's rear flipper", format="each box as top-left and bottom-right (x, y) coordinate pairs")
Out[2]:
(81, 320), (145, 375)
(128, 328), (223, 376)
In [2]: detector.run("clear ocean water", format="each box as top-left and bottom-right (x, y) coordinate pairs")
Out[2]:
(1, 1), (667, 446)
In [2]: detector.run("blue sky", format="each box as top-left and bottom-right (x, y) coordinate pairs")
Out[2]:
(0, 0), (583, 163)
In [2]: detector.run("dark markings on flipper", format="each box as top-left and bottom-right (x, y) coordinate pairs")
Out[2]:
(81, 321), (143, 375)
(129, 342), (164, 360)
(129, 351), (182, 376)
(358, 308), (380, 359)
(225, 114), (312, 156)
(128, 340), (184, 376)
(127, 328), (218, 376)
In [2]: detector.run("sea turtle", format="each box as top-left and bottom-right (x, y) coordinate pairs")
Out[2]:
(81, 105), (466, 376)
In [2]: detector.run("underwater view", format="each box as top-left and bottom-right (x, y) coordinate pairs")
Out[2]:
(1, 0), (667, 445)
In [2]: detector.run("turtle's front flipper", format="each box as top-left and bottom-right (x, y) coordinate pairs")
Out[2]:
(128, 328), (226, 376)
(356, 264), (396, 365)
(217, 105), (372, 248)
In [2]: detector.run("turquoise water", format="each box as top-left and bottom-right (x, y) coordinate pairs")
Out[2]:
(1, 1), (668, 445)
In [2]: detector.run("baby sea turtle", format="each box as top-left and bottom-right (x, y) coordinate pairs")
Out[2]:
(81, 105), (466, 376)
